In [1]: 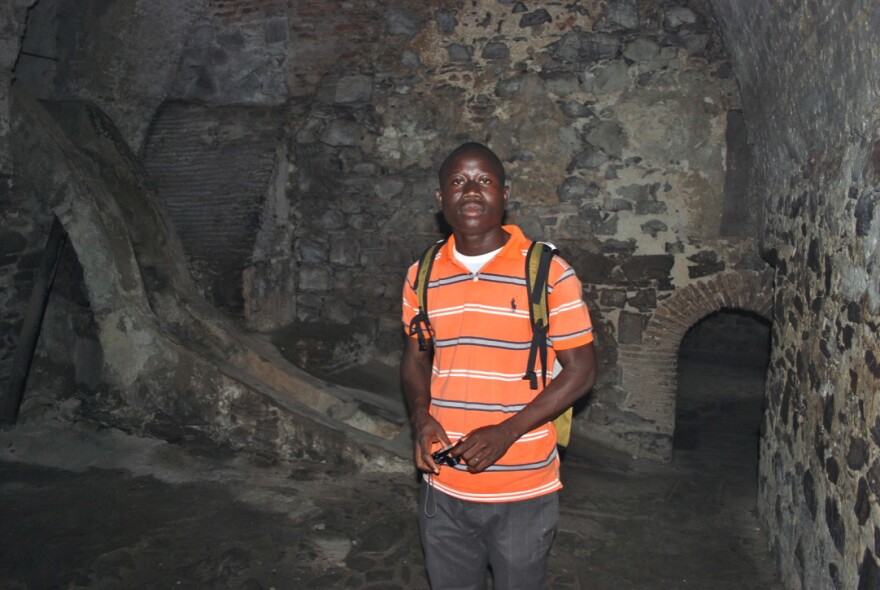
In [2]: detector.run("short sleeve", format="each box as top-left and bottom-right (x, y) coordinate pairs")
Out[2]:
(401, 262), (422, 339)
(547, 256), (594, 350)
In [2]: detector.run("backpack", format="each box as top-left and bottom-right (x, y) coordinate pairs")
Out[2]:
(407, 239), (575, 447)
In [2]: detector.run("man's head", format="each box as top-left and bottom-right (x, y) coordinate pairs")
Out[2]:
(435, 143), (509, 243)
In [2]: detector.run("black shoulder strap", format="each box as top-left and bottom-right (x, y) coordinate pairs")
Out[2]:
(523, 241), (558, 390)
(407, 239), (447, 351)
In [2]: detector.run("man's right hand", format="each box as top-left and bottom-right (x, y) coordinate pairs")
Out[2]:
(401, 332), (446, 474)
(412, 412), (451, 475)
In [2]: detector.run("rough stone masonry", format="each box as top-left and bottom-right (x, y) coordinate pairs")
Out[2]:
(712, 2), (880, 589)
(9, 0), (765, 462)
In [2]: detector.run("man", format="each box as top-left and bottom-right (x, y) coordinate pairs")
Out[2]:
(400, 142), (597, 589)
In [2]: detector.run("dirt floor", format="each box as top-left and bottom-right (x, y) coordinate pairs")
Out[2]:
(0, 358), (782, 589)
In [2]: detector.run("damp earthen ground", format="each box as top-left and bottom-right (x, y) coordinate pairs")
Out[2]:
(0, 358), (782, 589)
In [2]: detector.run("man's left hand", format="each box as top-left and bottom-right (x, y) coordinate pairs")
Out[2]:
(453, 424), (518, 473)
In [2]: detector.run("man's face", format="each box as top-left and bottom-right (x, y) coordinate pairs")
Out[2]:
(435, 149), (509, 237)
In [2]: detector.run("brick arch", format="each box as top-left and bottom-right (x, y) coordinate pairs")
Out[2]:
(617, 269), (774, 461)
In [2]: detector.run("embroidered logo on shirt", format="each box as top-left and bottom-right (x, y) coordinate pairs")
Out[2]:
(510, 298), (517, 313)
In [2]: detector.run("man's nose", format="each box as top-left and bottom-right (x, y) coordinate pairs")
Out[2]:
(462, 178), (481, 195)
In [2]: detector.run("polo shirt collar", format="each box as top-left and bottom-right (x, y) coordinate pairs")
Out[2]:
(440, 224), (530, 262)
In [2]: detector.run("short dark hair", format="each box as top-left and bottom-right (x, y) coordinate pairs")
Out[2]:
(438, 142), (506, 186)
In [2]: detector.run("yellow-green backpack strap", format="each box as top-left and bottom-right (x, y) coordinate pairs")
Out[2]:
(522, 241), (556, 390)
(407, 239), (445, 351)
(525, 241), (574, 448)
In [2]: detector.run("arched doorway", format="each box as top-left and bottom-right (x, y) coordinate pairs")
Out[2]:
(673, 310), (771, 479)
(618, 269), (774, 460)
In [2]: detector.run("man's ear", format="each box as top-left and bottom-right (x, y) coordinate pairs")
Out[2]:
(503, 184), (510, 204)
(435, 188), (443, 207)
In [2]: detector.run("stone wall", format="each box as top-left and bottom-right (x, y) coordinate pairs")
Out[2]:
(712, 1), (880, 588)
(0, 168), (55, 396)
(273, 0), (765, 457)
(141, 102), (295, 330)
(1, 0), (41, 395)
(7, 0), (773, 459)
(1, 1), (36, 176)
(15, 0), (202, 151)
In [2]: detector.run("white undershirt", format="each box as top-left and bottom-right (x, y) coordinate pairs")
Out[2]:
(453, 244), (503, 274)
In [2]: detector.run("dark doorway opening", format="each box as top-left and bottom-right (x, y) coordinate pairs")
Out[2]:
(19, 235), (103, 417)
(673, 309), (771, 507)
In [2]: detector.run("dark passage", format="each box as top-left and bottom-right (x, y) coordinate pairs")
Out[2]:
(673, 309), (772, 503)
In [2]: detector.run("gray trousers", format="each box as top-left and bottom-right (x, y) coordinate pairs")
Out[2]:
(419, 480), (559, 590)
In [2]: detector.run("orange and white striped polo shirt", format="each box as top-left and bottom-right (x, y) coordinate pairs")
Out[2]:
(402, 225), (593, 503)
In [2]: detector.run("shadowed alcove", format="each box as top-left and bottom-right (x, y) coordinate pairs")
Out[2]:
(674, 309), (772, 487)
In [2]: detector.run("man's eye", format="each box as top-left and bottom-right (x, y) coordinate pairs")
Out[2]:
(479, 178), (491, 184)
(452, 179), (463, 185)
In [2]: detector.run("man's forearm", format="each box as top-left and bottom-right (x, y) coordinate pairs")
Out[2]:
(400, 339), (434, 427)
(403, 383), (432, 429)
(401, 336), (451, 473)
(501, 343), (596, 439)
